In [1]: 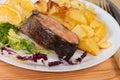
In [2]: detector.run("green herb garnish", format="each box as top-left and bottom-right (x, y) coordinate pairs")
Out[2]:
(0, 23), (18, 44)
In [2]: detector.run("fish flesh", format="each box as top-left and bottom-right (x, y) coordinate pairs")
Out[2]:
(19, 11), (79, 61)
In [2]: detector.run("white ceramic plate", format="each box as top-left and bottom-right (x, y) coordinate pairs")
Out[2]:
(0, 0), (120, 72)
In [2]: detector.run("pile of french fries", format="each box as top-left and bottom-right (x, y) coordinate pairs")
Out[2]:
(34, 0), (111, 56)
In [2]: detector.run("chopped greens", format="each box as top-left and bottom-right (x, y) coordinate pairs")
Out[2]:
(0, 22), (50, 54)
(36, 49), (50, 54)
(8, 29), (22, 50)
(20, 39), (50, 54)
(20, 39), (35, 54)
(0, 23), (18, 44)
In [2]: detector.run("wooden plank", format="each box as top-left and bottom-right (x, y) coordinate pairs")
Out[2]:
(88, 0), (120, 9)
(0, 57), (119, 80)
(111, 0), (120, 9)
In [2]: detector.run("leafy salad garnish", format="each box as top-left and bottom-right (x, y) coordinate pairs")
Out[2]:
(0, 22), (50, 54)
(0, 23), (18, 44)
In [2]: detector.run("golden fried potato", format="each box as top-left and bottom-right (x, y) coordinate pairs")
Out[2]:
(63, 17), (77, 30)
(87, 6), (95, 13)
(70, 0), (80, 8)
(95, 25), (107, 40)
(66, 8), (87, 24)
(92, 36), (100, 42)
(80, 24), (95, 37)
(72, 24), (87, 40)
(49, 14), (64, 23)
(79, 38), (100, 56)
(84, 9), (96, 24)
(47, 1), (69, 15)
(90, 19), (107, 40)
(51, 0), (86, 9)
(50, 14), (76, 30)
(48, 4), (60, 15)
(34, 0), (47, 13)
(97, 39), (111, 49)
(72, 24), (100, 55)
(51, 0), (70, 7)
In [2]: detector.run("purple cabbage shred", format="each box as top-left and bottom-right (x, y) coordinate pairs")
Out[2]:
(1, 47), (17, 55)
(1, 47), (87, 66)
(68, 52), (87, 65)
(48, 61), (62, 66)
(17, 53), (48, 62)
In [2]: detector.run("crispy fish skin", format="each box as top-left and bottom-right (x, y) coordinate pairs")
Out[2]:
(19, 11), (79, 61)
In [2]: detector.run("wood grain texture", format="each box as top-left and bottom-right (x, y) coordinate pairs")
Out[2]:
(0, 57), (120, 80)
(114, 49), (120, 68)
(88, 0), (120, 9)
(111, 0), (120, 9)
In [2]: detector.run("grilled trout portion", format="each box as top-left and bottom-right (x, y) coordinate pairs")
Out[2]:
(19, 11), (79, 61)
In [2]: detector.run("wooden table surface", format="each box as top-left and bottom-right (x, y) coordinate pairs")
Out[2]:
(0, 0), (120, 80)
(0, 56), (120, 80)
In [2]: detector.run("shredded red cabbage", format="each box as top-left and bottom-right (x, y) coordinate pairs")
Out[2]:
(2, 47), (17, 55)
(1, 47), (62, 66)
(68, 52), (87, 65)
(2, 47), (48, 62)
(48, 61), (62, 66)
(1, 47), (87, 66)
(17, 53), (47, 62)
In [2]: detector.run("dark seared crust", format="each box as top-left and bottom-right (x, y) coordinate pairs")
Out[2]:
(19, 11), (78, 60)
